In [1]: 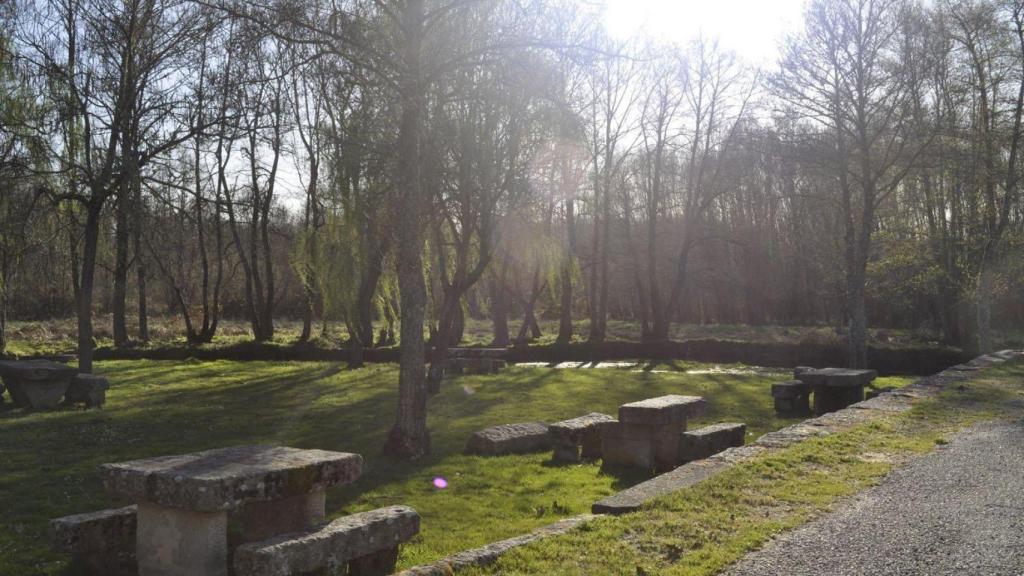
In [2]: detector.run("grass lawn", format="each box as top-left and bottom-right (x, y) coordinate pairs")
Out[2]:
(0, 359), (912, 575)
(464, 360), (1024, 576)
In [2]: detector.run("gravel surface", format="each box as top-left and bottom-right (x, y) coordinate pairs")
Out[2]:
(725, 419), (1024, 576)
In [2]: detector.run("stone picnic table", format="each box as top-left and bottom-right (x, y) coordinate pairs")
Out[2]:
(795, 367), (877, 416)
(100, 445), (363, 576)
(0, 359), (78, 410)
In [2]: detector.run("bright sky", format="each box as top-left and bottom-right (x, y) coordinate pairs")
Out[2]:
(602, 0), (806, 65)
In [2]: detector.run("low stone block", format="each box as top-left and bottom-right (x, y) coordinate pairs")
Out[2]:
(49, 505), (137, 576)
(618, 395), (706, 426)
(233, 506), (420, 576)
(349, 547), (399, 576)
(679, 423), (746, 463)
(772, 380), (811, 416)
(465, 422), (551, 456)
(64, 374), (110, 408)
(549, 413), (615, 463)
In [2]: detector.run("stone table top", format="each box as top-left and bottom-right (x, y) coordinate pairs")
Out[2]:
(100, 445), (363, 512)
(0, 359), (77, 380)
(795, 368), (877, 387)
(619, 395), (707, 425)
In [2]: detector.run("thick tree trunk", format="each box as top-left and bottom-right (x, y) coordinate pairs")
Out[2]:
(384, 0), (430, 459)
(846, 265), (868, 369)
(133, 169), (147, 342)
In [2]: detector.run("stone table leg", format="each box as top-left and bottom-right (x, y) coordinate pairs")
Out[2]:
(240, 489), (326, 543)
(136, 502), (227, 576)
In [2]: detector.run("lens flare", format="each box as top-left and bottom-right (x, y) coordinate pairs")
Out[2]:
(432, 477), (448, 489)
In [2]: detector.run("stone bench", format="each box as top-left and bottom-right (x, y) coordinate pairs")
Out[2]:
(49, 505), (137, 576)
(602, 395), (707, 471)
(549, 413), (616, 463)
(233, 505), (420, 576)
(64, 374), (110, 408)
(465, 422), (551, 456)
(679, 422), (746, 463)
(771, 380), (811, 416)
(0, 359), (78, 409)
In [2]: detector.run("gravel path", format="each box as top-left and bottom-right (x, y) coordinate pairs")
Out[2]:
(725, 419), (1024, 576)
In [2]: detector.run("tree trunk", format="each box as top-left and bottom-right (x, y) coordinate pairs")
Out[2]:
(557, 199), (575, 344)
(77, 204), (102, 373)
(489, 267), (509, 347)
(384, 0), (430, 459)
(112, 193), (129, 347)
(133, 167), (148, 342)
(976, 259), (993, 354)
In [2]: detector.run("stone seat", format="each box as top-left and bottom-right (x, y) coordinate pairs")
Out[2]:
(49, 505), (137, 576)
(679, 422), (746, 463)
(603, 395), (708, 472)
(465, 422), (551, 456)
(233, 505), (420, 576)
(549, 412), (616, 463)
(771, 380), (811, 416)
(64, 374), (110, 408)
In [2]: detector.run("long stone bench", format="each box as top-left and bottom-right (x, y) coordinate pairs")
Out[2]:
(233, 505), (420, 576)
(679, 422), (746, 463)
(549, 412), (616, 463)
(64, 374), (110, 408)
(465, 422), (551, 456)
(49, 505), (137, 576)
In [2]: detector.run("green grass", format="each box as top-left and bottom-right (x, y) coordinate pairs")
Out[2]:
(464, 360), (1024, 576)
(0, 359), (902, 575)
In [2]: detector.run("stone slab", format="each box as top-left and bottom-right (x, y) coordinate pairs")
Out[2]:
(618, 395), (706, 425)
(100, 445), (363, 512)
(465, 422), (551, 456)
(796, 367), (877, 388)
(0, 359), (78, 409)
(592, 458), (734, 515)
(232, 506), (420, 576)
(394, 515), (596, 576)
(136, 502), (227, 576)
(680, 422), (746, 463)
(50, 505), (137, 576)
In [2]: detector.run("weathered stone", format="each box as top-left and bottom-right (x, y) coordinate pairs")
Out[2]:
(796, 367), (877, 387)
(136, 502), (228, 576)
(593, 458), (733, 515)
(49, 505), (137, 576)
(549, 413), (615, 463)
(240, 489), (326, 544)
(865, 386), (897, 400)
(394, 515), (596, 576)
(64, 374), (110, 408)
(232, 506), (420, 576)
(100, 445), (363, 512)
(679, 422), (746, 463)
(601, 420), (687, 471)
(465, 422), (551, 456)
(771, 380), (810, 398)
(771, 380), (811, 416)
(349, 547), (399, 576)
(448, 357), (505, 375)
(0, 359), (77, 409)
(618, 395), (706, 425)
